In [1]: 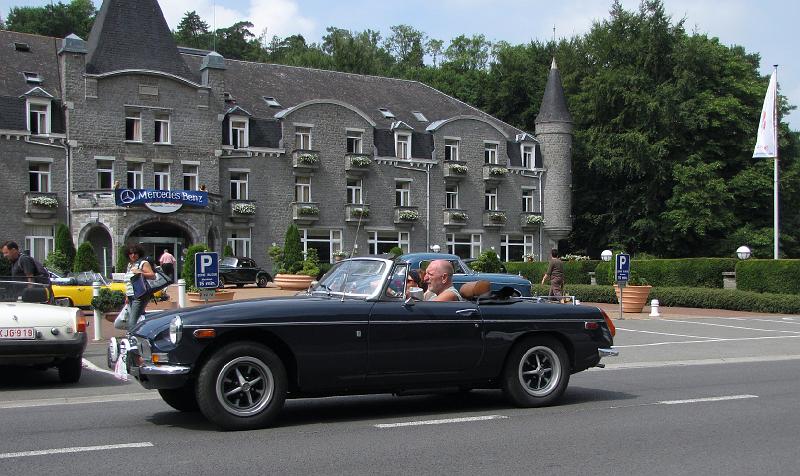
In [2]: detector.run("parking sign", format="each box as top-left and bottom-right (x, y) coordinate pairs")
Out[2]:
(615, 253), (630, 283)
(195, 252), (219, 289)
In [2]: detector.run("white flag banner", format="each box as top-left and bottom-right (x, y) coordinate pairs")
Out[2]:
(753, 71), (777, 158)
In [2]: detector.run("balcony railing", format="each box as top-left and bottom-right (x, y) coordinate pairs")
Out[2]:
(292, 149), (321, 171)
(483, 210), (508, 227)
(483, 164), (509, 182)
(345, 204), (371, 223)
(394, 206), (420, 225)
(520, 212), (544, 229)
(443, 209), (468, 227)
(345, 154), (372, 175)
(292, 201), (320, 224)
(25, 192), (59, 218)
(229, 199), (257, 222)
(443, 161), (469, 181)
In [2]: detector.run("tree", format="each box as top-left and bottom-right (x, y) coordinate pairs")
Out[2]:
(426, 38), (444, 67)
(73, 242), (99, 273)
(181, 244), (209, 289)
(5, 0), (96, 38)
(280, 224), (304, 274)
(215, 21), (264, 61)
(174, 11), (212, 49)
(385, 25), (426, 69)
(443, 34), (491, 72)
(223, 245), (234, 257)
(116, 245), (129, 275)
(54, 224), (76, 271)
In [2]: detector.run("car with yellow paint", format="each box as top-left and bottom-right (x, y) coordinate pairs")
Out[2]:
(51, 271), (163, 308)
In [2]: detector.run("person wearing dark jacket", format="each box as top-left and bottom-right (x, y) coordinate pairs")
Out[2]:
(2, 241), (50, 284)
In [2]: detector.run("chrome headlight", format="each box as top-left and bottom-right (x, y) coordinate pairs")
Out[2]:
(169, 315), (182, 345)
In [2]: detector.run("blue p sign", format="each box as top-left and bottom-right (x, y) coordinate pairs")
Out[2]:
(195, 252), (219, 289)
(615, 253), (630, 283)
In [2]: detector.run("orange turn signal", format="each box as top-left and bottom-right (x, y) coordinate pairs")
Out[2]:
(193, 329), (216, 339)
(600, 309), (616, 337)
(76, 316), (87, 333)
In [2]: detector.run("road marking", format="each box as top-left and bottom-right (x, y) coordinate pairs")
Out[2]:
(726, 317), (800, 326)
(82, 358), (119, 377)
(613, 334), (800, 348)
(666, 319), (800, 334)
(615, 328), (718, 340)
(592, 354), (800, 370)
(0, 392), (160, 409)
(0, 442), (153, 459)
(657, 395), (758, 405)
(374, 415), (508, 428)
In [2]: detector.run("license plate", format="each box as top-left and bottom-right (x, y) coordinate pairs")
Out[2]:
(0, 327), (36, 340)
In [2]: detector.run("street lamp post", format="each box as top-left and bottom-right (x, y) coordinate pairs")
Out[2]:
(736, 246), (752, 260)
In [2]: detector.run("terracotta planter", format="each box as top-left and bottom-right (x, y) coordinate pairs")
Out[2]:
(187, 291), (236, 303)
(613, 284), (652, 313)
(274, 274), (315, 291)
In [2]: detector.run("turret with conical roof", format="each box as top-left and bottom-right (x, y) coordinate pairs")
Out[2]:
(86, 0), (197, 82)
(535, 58), (574, 245)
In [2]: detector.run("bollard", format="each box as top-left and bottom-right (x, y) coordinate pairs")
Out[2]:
(649, 299), (660, 318)
(178, 279), (186, 308)
(92, 281), (103, 341)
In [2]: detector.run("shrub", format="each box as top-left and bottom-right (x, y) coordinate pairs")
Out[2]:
(349, 155), (372, 167)
(182, 244), (210, 289)
(73, 242), (99, 272)
(350, 207), (369, 218)
(398, 210), (419, 221)
(506, 261), (596, 285)
(488, 212), (506, 223)
(488, 167), (508, 176)
(223, 245), (234, 257)
(30, 196), (58, 207)
(116, 245), (129, 274)
(448, 163), (468, 174)
(595, 258), (737, 287)
(297, 153), (319, 165)
(297, 205), (319, 216)
(736, 259), (800, 295)
(91, 288), (125, 313)
(54, 224), (76, 271)
(450, 211), (468, 221)
(470, 250), (503, 273)
(43, 249), (70, 275)
(278, 224), (304, 274)
(388, 246), (404, 258)
(300, 248), (321, 277)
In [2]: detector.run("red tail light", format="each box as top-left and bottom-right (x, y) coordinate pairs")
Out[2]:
(600, 309), (616, 337)
(76, 315), (87, 333)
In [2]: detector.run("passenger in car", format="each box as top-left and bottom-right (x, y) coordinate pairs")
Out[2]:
(423, 260), (464, 302)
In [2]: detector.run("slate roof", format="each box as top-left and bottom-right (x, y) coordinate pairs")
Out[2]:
(535, 59), (572, 124)
(0, 30), (63, 99)
(86, 0), (198, 83)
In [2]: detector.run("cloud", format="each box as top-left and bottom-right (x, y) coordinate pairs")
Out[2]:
(157, 0), (240, 31)
(245, 0), (316, 39)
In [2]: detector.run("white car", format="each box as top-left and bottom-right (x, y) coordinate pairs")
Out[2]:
(0, 280), (88, 383)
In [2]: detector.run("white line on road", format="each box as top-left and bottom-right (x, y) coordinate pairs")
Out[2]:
(0, 392), (160, 409)
(612, 334), (800, 348)
(615, 328), (719, 340)
(0, 442), (153, 459)
(725, 317), (800, 326)
(591, 354), (800, 370)
(657, 395), (758, 405)
(666, 319), (800, 334)
(374, 415), (508, 428)
(82, 358), (120, 377)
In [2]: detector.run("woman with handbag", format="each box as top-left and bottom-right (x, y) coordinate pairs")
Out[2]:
(123, 244), (156, 332)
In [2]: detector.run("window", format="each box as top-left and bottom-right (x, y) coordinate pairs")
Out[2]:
(378, 108), (395, 119)
(23, 72), (42, 84)
(522, 145), (535, 169)
(263, 96), (281, 107)
(28, 102), (48, 135)
(14, 42), (31, 52)
(183, 165), (198, 190)
(501, 234), (535, 262)
(25, 225), (54, 262)
(395, 133), (411, 159)
(295, 126), (312, 150)
(154, 115), (170, 143)
(523, 188), (538, 213)
(368, 231), (409, 255)
(444, 139), (460, 161)
(97, 160), (114, 189)
(484, 143), (498, 164)
(231, 118), (248, 149)
(395, 180), (411, 207)
(485, 187), (498, 210)
(445, 184), (459, 209)
(29, 163), (51, 192)
(447, 233), (481, 258)
(295, 176), (311, 202)
(227, 230), (252, 258)
(230, 172), (249, 200)
(126, 162), (143, 189)
(346, 130), (363, 154)
(346, 178), (363, 205)
(412, 111), (428, 122)
(154, 164), (170, 190)
(125, 111), (142, 142)
(301, 229), (342, 263)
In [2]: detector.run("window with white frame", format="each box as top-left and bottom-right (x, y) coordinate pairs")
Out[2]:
(522, 188), (537, 212)
(230, 118), (248, 149)
(183, 165), (198, 190)
(444, 139), (460, 161)
(125, 111), (142, 141)
(395, 180), (411, 207)
(29, 162), (51, 192)
(28, 101), (49, 135)
(501, 234), (535, 262)
(295, 126), (312, 150)
(301, 229), (342, 263)
(447, 233), (481, 258)
(368, 231), (410, 255)
(484, 143), (498, 164)
(97, 160), (114, 189)
(25, 225), (54, 261)
(227, 230), (252, 257)
(230, 172), (249, 200)
(154, 163), (170, 190)
(346, 130), (363, 154)
(485, 187), (498, 210)
(395, 133), (411, 159)
(522, 145), (535, 169)
(154, 114), (170, 144)
(346, 178), (363, 204)
(126, 162), (144, 189)
(445, 184), (459, 209)
(295, 176), (311, 202)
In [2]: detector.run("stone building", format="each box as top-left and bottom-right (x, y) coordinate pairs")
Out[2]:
(0, 0), (573, 273)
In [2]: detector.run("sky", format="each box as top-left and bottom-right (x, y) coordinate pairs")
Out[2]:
(1, 0), (797, 130)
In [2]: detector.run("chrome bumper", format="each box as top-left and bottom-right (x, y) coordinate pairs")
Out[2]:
(599, 348), (619, 358)
(138, 363), (191, 376)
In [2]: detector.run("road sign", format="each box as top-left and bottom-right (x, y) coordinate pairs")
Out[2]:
(615, 253), (630, 282)
(195, 252), (219, 289)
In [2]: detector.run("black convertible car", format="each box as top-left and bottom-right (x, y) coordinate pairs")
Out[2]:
(122, 256), (617, 430)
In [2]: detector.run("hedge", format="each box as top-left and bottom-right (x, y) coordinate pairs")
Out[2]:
(736, 259), (800, 295)
(505, 260), (599, 285)
(594, 258), (736, 288)
(531, 284), (800, 314)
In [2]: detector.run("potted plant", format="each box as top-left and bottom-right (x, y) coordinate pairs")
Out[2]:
(91, 288), (126, 322)
(273, 224), (319, 290)
(332, 251), (348, 262)
(613, 270), (652, 313)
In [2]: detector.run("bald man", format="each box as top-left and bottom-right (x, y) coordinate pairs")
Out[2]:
(423, 259), (464, 302)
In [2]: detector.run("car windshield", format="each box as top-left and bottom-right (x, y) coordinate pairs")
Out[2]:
(0, 280), (52, 304)
(313, 259), (387, 297)
(221, 257), (238, 267)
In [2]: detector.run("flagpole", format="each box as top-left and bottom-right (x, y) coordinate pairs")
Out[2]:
(773, 65), (779, 260)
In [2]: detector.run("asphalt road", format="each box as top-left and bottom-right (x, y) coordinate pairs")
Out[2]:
(1, 315), (799, 475)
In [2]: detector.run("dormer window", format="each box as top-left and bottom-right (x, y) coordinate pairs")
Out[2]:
(23, 72), (42, 84)
(27, 100), (49, 135)
(379, 108), (395, 119)
(412, 111), (428, 122)
(230, 117), (249, 149)
(14, 42), (30, 52)
(444, 139), (460, 161)
(395, 133), (411, 159)
(263, 96), (281, 108)
(522, 144), (535, 169)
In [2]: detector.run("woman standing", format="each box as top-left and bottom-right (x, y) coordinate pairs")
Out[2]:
(124, 244), (156, 331)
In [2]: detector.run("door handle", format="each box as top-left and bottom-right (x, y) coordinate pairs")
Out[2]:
(455, 309), (478, 317)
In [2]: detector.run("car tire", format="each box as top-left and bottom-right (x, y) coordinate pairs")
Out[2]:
(159, 385), (199, 412)
(58, 356), (82, 383)
(502, 336), (569, 407)
(256, 275), (270, 288)
(196, 342), (287, 431)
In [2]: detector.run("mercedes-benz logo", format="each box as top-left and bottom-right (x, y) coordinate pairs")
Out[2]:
(120, 189), (136, 204)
